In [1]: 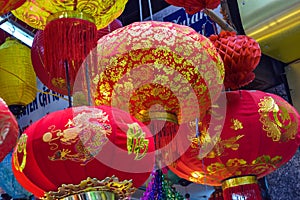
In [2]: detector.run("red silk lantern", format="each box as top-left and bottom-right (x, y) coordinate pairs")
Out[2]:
(31, 19), (123, 95)
(165, 0), (220, 14)
(0, 0), (25, 15)
(12, 106), (155, 199)
(0, 98), (18, 162)
(209, 31), (261, 90)
(169, 90), (300, 199)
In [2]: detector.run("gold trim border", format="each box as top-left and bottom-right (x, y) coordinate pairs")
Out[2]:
(222, 175), (258, 190)
(47, 11), (95, 24)
(137, 110), (178, 124)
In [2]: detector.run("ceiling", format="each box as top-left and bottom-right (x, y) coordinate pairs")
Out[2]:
(0, 0), (299, 199)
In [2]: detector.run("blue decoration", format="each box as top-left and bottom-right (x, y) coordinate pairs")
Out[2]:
(0, 152), (32, 199)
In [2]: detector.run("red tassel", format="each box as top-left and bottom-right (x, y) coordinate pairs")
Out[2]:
(43, 17), (97, 94)
(222, 176), (262, 200)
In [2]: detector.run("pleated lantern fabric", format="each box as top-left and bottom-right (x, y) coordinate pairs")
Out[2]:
(0, 98), (18, 162)
(31, 19), (123, 95)
(12, 0), (128, 96)
(209, 31), (261, 90)
(12, 105), (155, 199)
(0, 152), (32, 199)
(0, 0), (25, 15)
(0, 38), (37, 106)
(165, 0), (220, 14)
(168, 90), (300, 199)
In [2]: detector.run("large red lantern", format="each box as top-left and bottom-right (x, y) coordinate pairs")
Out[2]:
(0, 98), (18, 162)
(169, 90), (300, 199)
(0, 0), (25, 15)
(31, 19), (123, 95)
(12, 106), (155, 199)
(209, 31), (261, 90)
(165, 0), (220, 14)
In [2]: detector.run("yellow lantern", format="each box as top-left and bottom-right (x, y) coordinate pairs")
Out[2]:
(0, 38), (37, 106)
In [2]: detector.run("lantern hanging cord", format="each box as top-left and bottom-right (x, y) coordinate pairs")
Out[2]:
(203, 9), (236, 33)
(138, 0), (154, 21)
(0, 67), (69, 101)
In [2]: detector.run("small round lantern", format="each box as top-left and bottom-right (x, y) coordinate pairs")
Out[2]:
(165, 0), (220, 14)
(0, 98), (18, 162)
(13, 105), (155, 199)
(0, 152), (32, 199)
(209, 31), (261, 90)
(0, 0), (25, 15)
(168, 90), (300, 199)
(0, 38), (37, 106)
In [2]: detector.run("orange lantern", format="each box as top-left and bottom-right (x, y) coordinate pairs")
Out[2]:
(13, 105), (155, 199)
(0, 98), (18, 162)
(209, 31), (261, 90)
(169, 90), (300, 199)
(0, 0), (25, 15)
(165, 0), (220, 14)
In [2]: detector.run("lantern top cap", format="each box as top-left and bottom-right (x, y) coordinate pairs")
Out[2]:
(43, 176), (136, 200)
(47, 11), (95, 24)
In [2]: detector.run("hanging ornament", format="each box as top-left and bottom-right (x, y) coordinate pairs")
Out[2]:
(0, 38), (37, 106)
(0, 152), (32, 199)
(31, 19), (123, 95)
(165, 0), (220, 14)
(169, 90), (300, 199)
(13, 0), (128, 96)
(0, 98), (18, 162)
(0, 0), (25, 15)
(209, 31), (261, 90)
(12, 105), (155, 199)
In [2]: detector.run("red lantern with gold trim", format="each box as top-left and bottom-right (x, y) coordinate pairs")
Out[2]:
(169, 90), (300, 199)
(12, 105), (155, 199)
(209, 31), (261, 90)
(0, 0), (25, 15)
(165, 0), (220, 14)
(0, 98), (18, 162)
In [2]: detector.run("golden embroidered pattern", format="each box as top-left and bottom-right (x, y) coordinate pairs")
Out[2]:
(13, 134), (28, 172)
(126, 123), (149, 160)
(258, 96), (298, 142)
(230, 118), (243, 130)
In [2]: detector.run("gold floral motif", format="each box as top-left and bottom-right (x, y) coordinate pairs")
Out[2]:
(258, 96), (298, 142)
(44, 107), (112, 165)
(43, 176), (135, 200)
(126, 123), (149, 160)
(13, 134), (28, 172)
(230, 118), (243, 130)
(51, 77), (66, 89)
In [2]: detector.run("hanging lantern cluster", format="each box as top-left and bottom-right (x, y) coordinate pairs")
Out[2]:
(12, 105), (155, 199)
(0, 98), (18, 162)
(209, 31), (261, 90)
(169, 90), (300, 199)
(0, 0), (25, 15)
(165, 0), (220, 14)
(13, 0), (128, 96)
(0, 38), (37, 106)
(0, 152), (32, 199)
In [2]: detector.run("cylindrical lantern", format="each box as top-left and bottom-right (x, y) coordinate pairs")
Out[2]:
(0, 152), (32, 199)
(31, 19), (123, 95)
(0, 38), (37, 106)
(13, 105), (155, 199)
(209, 31), (261, 90)
(165, 0), (220, 14)
(0, 0), (25, 15)
(169, 90), (300, 199)
(0, 98), (18, 162)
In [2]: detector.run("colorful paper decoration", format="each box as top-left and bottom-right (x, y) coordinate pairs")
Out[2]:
(209, 31), (261, 90)
(0, 98), (18, 162)
(89, 21), (224, 124)
(165, 0), (220, 14)
(12, 106), (155, 199)
(0, 0), (25, 15)
(0, 38), (37, 106)
(0, 152), (32, 199)
(169, 90), (300, 199)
